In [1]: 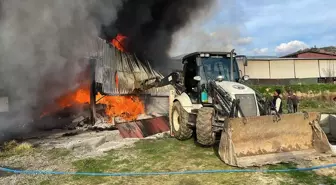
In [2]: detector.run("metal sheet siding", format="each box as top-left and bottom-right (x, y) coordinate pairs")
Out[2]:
(244, 58), (336, 79)
(116, 116), (170, 138)
(244, 60), (270, 79)
(319, 60), (336, 78)
(295, 59), (320, 78)
(269, 60), (295, 79)
(91, 37), (170, 95)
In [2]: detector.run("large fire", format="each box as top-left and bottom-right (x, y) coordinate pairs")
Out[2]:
(97, 93), (144, 122)
(41, 33), (144, 122)
(112, 33), (127, 52)
(41, 82), (145, 122)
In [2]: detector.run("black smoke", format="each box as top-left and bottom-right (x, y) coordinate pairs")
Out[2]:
(0, 0), (113, 142)
(0, 0), (216, 142)
(98, 0), (216, 74)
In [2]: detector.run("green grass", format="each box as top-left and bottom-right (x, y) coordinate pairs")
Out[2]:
(47, 148), (72, 160)
(1, 96), (336, 185)
(249, 84), (336, 113)
(39, 180), (52, 185)
(0, 140), (35, 159)
(281, 99), (336, 114)
(70, 139), (243, 185)
(266, 163), (336, 185)
(1, 138), (336, 185)
(37, 139), (336, 185)
(252, 84), (336, 94)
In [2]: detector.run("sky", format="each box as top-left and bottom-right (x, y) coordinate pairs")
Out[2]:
(169, 0), (336, 57)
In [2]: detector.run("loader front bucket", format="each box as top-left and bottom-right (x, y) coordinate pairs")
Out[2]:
(218, 112), (333, 167)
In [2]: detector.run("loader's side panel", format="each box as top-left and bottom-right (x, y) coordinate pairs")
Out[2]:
(219, 112), (333, 167)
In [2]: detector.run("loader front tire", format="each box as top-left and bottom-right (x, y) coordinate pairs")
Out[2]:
(171, 101), (193, 140)
(196, 107), (216, 146)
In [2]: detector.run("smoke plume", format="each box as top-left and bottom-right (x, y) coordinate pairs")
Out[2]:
(170, 26), (240, 57)
(0, 0), (217, 142)
(0, 0), (121, 141)
(169, 0), (246, 57)
(99, 0), (217, 73)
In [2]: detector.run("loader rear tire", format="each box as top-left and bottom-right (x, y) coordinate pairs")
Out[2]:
(171, 101), (193, 140)
(196, 107), (216, 146)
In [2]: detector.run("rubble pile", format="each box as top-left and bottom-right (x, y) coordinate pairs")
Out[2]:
(34, 102), (165, 133)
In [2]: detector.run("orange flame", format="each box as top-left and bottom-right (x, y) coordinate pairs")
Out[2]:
(97, 93), (144, 122)
(41, 81), (144, 122)
(57, 83), (91, 108)
(112, 34), (127, 52)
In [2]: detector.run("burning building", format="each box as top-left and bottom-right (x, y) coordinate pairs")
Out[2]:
(0, 0), (217, 141)
(36, 34), (172, 138)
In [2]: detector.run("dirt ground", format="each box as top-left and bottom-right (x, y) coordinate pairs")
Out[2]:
(1, 130), (336, 185)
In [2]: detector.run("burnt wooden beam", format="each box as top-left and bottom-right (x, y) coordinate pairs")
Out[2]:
(89, 58), (97, 125)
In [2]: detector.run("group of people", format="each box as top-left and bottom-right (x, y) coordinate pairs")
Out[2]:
(271, 89), (299, 115)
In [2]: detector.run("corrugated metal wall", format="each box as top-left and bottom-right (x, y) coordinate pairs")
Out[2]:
(88, 38), (164, 95)
(87, 37), (173, 96)
(239, 59), (336, 79)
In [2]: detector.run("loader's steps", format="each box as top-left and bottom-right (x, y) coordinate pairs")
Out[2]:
(236, 149), (324, 167)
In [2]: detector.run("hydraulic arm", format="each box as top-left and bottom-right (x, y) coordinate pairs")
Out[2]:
(138, 72), (186, 95)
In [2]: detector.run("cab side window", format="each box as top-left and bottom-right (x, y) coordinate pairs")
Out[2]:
(183, 57), (198, 94)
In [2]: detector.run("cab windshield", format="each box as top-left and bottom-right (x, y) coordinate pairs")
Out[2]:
(201, 57), (240, 81)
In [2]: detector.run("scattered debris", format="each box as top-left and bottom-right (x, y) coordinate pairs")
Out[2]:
(62, 131), (79, 137)
(137, 114), (153, 120)
(116, 116), (170, 138)
(23, 129), (170, 158)
(151, 112), (163, 117)
(72, 116), (86, 125)
(91, 118), (116, 131)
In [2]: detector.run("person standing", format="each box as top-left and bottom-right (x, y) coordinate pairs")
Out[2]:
(292, 92), (299, 113)
(287, 90), (294, 113)
(271, 89), (283, 114)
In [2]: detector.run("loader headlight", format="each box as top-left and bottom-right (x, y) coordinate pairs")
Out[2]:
(216, 75), (224, 82)
(200, 53), (210, 58)
(242, 75), (249, 81)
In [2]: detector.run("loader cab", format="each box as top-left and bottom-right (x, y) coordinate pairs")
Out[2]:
(182, 52), (247, 104)
(182, 55), (199, 103)
(200, 55), (240, 82)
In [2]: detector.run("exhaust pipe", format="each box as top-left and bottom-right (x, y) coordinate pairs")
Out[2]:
(230, 49), (235, 81)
